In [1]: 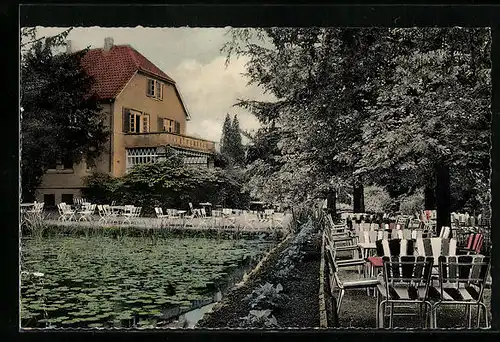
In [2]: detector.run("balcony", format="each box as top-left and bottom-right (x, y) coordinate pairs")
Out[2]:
(123, 131), (215, 153)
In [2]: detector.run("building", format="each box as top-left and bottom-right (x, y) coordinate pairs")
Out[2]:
(36, 37), (216, 206)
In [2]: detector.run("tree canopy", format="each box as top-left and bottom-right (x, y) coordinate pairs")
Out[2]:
(21, 28), (109, 201)
(223, 27), (491, 221)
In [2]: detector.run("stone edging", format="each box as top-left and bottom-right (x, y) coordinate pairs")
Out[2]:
(318, 232), (328, 328)
(201, 232), (294, 317)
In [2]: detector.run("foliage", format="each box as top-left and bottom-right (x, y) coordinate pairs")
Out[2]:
(21, 236), (275, 328)
(273, 218), (316, 280)
(223, 28), (393, 208)
(355, 28), (491, 213)
(82, 158), (251, 214)
(244, 282), (288, 310)
(398, 188), (425, 215)
(21, 28), (109, 201)
(239, 309), (279, 328)
(363, 186), (392, 214)
(223, 27), (491, 217)
(220, 114), (245, 167)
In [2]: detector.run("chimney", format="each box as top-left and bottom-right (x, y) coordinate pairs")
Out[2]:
(104, 37), (114, 51)
(66, 40), (72, 54)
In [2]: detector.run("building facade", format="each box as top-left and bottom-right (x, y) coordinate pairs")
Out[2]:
(36, 37), (215, 206)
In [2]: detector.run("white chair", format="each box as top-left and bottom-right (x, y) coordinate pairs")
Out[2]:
(198, 208), (212, 229)
(78, 203), (96, 221)
(58, 203), (76, 221)
(122, 206), (135, 224)
(166, 209), (182, 227)
(222, 208), (237, 230)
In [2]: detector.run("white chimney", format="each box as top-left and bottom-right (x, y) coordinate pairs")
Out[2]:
(104, 37), (114, 51)
(66, 40), (72, 53)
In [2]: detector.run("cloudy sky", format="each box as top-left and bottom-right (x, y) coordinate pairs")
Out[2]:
(34, 27), (275, 144)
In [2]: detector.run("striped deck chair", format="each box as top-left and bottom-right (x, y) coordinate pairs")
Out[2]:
(428, 255), (490, 328)
(367, 239), (416, 278)
(377, 256), (434, 328)
(458, 233), (484, 255)
(439, 226), (452, 239)
(415, 238), (457, 267)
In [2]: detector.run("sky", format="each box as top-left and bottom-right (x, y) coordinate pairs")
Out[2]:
(34, 27), (275, 144)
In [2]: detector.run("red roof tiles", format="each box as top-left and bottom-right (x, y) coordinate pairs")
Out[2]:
(80, 45), (175, 100)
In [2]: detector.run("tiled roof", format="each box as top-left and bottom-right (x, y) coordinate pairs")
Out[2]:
(80, 45), (175, 100)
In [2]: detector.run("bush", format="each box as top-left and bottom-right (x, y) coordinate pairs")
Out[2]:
(82, 160), (251, 216)
(364, 185), (392, 213)
(399, 188), (424, 215)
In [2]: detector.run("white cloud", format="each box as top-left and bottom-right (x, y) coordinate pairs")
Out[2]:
(172, 55), (274, 142)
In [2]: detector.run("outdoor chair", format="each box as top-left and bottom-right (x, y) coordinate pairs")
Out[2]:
(103, 204), (120, 224)
(166, 209), (183, 227)
(457, 233), (484, 256)
(155, 207), (168, 220)
(78, 203), (96, 221)
(377, 256), (434, 328)
(325, 244), (380, 318)
(428, 255), (490, 328)
(415, 238), (457, 266)
(439, 226), (452, 239)
(57, 203), (76, 221)
(222, 208), (237, 230)
(198, 208), (213, 229)
(97, 205), (108, 223)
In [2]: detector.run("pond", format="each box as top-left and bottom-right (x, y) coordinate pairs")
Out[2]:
(20, 236), (277, 329)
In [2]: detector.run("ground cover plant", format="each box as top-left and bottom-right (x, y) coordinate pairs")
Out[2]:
(20, 236), (276, 329)
(198, 217), (321, 328)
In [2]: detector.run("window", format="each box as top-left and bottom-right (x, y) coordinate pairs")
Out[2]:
(147, 79), (164, 100)
(61, 194), (74, 205)
(44, 194), (55, 207)
(159, 118), (175, 132)
(123, 108), (149, 133)
(126, 147), (158, 171)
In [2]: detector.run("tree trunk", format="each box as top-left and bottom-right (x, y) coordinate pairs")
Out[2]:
(424, 185), (436, 210)
(326, 189), (337, 222)
(435, 163), (451, 237)
(353, 181), (365, 213)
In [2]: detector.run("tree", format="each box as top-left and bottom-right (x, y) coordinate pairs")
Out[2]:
(220, 113), (233, 162)
(21, 28), (109, 201)
(219, 113), (245, 167)
(223, 28), (392, 213)
(355, 28), (491, 233)
(230, 115), (245, 165)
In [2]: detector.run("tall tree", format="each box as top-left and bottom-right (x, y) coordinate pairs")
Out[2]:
(355, 28), (491, 233)
(21, 28), (109, 201)
(230, 115), (245, 165)
(223, 27), (392, 211)
(220, 113), (233, 162)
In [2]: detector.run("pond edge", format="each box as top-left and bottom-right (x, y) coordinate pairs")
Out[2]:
(199, 232), (293, 320)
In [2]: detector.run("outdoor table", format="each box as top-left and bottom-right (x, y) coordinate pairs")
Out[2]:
(109, 205), (126, 216)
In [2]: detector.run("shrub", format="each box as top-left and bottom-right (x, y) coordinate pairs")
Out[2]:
(399, 188), (425, 215)
(82, 160), (250, 215)
(244, 282), (288, 310)
(364, 185), (393, 213)
(239, 309), (279, 328)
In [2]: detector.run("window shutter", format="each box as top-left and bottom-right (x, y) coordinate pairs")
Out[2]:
(147, 79), (154, 96)
(159, 82), (163, 100)
(143, 114), (149, 133)
(157, 117), (164, 132)
(123, 108), (130, 133)
(175, 121), (181, 134)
